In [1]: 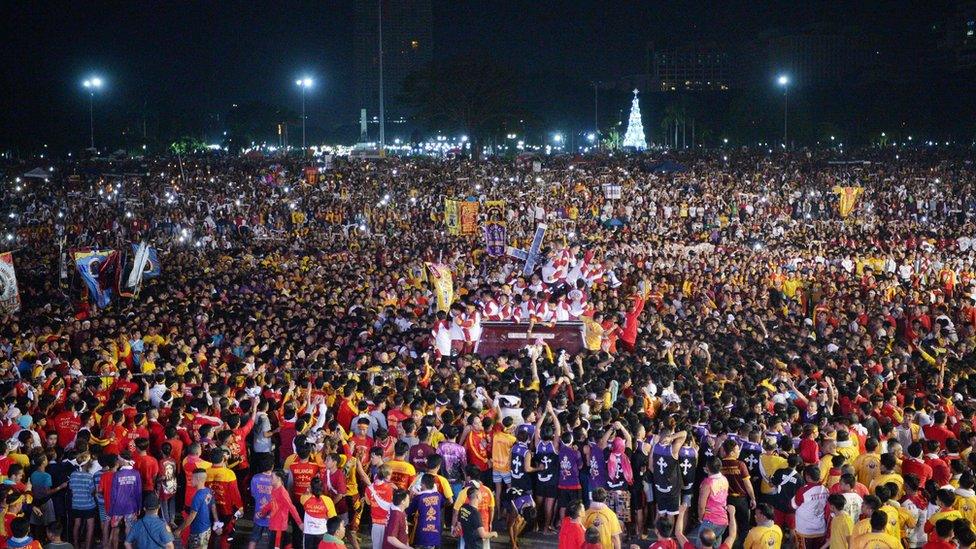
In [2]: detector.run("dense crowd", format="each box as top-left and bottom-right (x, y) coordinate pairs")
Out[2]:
(2, 147), (976, 549)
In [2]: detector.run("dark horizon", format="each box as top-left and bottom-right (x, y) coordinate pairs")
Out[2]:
(1, 1), (972, 155)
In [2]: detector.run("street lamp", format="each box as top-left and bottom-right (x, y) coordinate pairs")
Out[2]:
(82, 76), (104, 149)
(776, 74), (790, 149)
(295, 77), (313, 152)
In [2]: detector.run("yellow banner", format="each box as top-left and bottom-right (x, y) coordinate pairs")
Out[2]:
(426, 263), (454, 312)
(444, 199), (460, 235)
(832, 186), (863, 218)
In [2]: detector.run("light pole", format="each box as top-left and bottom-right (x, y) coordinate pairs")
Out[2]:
(377, 0), (386, 150)
(82, 76), (103, 149)
(777, 74), (790, 149)
(295, 77), (313, 152)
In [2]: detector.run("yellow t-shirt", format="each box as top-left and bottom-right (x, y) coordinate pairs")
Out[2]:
(869, 473), (903, 498)
(584, 507), (622, 549)
(744, 524), (783, 549)
(829, 513), (854, 549)
(491, 432), (516, 473)
(582, 317), (604, 351)
(836, 442), (860, 462)
(759, 454), (787, 494)
(849, 532), (901, 549)
(429, 429), (445, 448)
(954, 492), (976, 524)
(852, 453), (880, 487)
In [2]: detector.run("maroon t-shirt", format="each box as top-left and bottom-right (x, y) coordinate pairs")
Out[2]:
(381, 509), (408, 549)
(408, 443), (436, 472)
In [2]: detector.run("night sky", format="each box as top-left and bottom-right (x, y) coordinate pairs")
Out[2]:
(0, 1), (952, 152)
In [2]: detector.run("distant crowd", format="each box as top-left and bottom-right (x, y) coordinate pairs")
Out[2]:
(1, 147), (976, 549)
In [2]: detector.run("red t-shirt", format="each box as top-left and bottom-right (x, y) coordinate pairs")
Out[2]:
(51, 411), (82, 447)
(921, 425), (955, 449)
(558, 517), (586, 549)
(134, 453), (160, 492)
(99, 471), (115, 513)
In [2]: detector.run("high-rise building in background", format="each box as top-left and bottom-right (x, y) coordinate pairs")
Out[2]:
(940, 0), (976, 70)
(353, 0), (432, 139)
(652, 44), (734, 91)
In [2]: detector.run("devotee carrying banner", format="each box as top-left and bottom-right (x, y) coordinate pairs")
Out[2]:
(0, 252), (20, 314)
(426, 263), (454, 312)
(832, 186), (864, 218)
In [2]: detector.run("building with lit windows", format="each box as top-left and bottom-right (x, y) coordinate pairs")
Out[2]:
(353, 0), (432, 135)
(652, 45), (734, 91)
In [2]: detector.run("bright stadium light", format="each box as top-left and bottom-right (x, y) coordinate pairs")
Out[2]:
(82, 75), (105, 149)
(776, 73), (790, 149)
(295, 76), (314, 152)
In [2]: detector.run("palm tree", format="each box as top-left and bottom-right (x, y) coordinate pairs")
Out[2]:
(660, 104), (685, 149)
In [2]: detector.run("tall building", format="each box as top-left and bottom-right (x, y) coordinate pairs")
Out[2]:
(652, 44), (734, 91)
(940, 0), (976, 70)
(353, 0), (433, 137)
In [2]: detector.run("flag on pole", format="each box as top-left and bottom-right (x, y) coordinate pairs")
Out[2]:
(126, 241), (151, 290)
(74, 250), (117, 308)
(0, 252), (20, 314)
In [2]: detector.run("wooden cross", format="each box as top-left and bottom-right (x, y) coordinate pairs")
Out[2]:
(506, 223), (547, 276)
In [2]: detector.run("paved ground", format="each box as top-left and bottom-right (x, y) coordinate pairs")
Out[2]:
(229, 518), (561, 549)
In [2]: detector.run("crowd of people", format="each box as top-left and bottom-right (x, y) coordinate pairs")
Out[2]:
(1, 146), (976, 549)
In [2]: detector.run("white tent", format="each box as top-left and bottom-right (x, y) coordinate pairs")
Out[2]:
(22, 168), (51, 179)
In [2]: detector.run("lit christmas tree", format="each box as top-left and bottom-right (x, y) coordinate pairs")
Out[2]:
(622, 88), (647, 150)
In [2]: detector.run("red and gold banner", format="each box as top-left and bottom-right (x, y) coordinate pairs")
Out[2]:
(459, 201), (479, 235)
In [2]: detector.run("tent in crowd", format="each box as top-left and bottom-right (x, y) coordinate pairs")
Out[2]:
(23, 167), (51, 179)
(646, 160), (687, 174)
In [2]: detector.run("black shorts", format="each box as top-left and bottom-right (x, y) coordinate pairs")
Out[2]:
(534, 481), (557, 499)
(557, 488), (582, 509)
(72, 507), (97, 519)
(653, 485), (680, 515)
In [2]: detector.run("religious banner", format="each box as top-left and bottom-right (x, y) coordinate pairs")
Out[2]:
(304, 166), (318, 184)
(459, 201), (479, 235)
(0, 252), (20, 314)
(444, 199), (461, 235)
(426, 263), (454, 312)
(74, 250), (117, 308)
(832, 186), (864, 218)
(603, 183), (622, 200)
(483, 200), (507, 256)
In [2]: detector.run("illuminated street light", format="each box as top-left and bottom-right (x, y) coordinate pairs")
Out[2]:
(82, 75), (104, 149)
(776, 74), (790, 149)
(295, 77), (314, 152)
